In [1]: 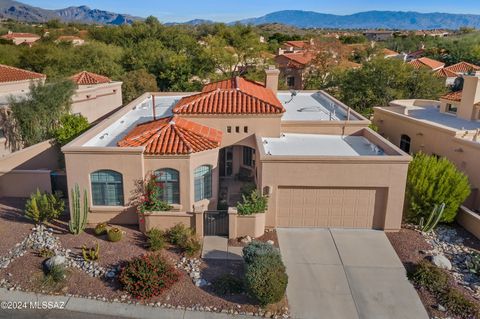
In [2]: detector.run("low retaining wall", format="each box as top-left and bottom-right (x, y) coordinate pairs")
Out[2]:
(228, 207), (266, 239)
(142, 210), (204, 237)
(0, 170), (51, 197)
(457, 206), (480, 240)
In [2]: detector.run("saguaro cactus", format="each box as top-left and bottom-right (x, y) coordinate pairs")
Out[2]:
(69, 184), (89, 234)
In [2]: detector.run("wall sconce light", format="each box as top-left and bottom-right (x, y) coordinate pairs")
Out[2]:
(416, 132), (424, 136)
(263, 186), (272, 196)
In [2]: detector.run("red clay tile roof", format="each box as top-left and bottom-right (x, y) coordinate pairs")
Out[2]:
(70, 71), (111, 85)
(276, 52), (316, 67)
(408, 57), (445, 70)
(117, 115), (222, 155)
(283, 40), (309, 49)
(441, 91), (462, 102)
(444, 61), (480, 74)
(0, 64), (46, 83)
(382, 48), (399, 56)
(173, 77), (285, 115)
(1, 32), (40, 39)
(435, 68), (458, 78)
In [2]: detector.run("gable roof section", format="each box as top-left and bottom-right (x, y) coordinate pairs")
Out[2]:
(118, 115), (222, 155)
(444, 61), (480, 74)
(441, 91), (462, 102)
(382, 48), (399, 56)
(173, 77), (285, 115)
(283, 40), (308, 49)
(0, 64), (46, 83)
(70, 71), (111, 85)
(435, 68), (458, 78)
(275, 52), (316, 68)
(408, 57), (445, 70)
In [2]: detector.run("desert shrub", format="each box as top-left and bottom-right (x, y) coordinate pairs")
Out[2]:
(82, 241), (100, 261)
(465, 251), (480, 274)
(243, 241), (280, 265)
(42, 264), (66, 287)
(137, 174), (172, 214)
(245, 253), (288, 306)
(107, 227), (123, 242)
(37, 248), (55, 258)
(167, 223), (193, 246)
(25, 189), (65, 224)
(94, 222), (108, 236)
(410, 261), (479, 318)
(212, 274), (244, 295)
(146, 228), (165, 251)
(181, 236), (202, 257)
(236, 191), (268, 216)
(119, 254), (180, 299)
(406, 153), (470, 223)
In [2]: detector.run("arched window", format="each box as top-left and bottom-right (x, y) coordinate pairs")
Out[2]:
(90, 170), (124, 206)
(194, 165), (212, 202)
(155, 168), (180, 204)
(400, 134), (411, 153)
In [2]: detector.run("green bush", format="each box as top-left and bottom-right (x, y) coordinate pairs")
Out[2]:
(119, 254), (180, 299)
(212, 274), (244, 295)
(147, 228), (165, 251)
(243, 241), (280, 265)
(167, 223), (193, 246)
(181, 236), (202, 257)
(410, 261), (479, 318)
(53, 114), (89, 146)
(25, 189), (65, 224)
(236, 191), (268, 216)
(107, 227), (123, 242)
(406, 153), (470, 223)
(42, 264), (66, 288)
(94, 222), (108, 236)
(240, 182), (257, 197)
(245, 253), (288, 306)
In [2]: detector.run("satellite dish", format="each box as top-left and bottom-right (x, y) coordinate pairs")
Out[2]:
(285, 90), (297, 104)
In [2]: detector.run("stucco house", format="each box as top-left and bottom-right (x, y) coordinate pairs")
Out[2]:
(56, 35), (85, 46)
(62, 68), (411, 236)
(0, 31), (40, 46)
(373, 73), (480, 212)
(70, 71), (123, 123)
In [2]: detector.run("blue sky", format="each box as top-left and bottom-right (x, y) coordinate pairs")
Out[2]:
(21, 0), (480, 22)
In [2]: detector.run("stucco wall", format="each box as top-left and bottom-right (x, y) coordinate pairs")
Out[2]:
(71, 82), (123, 123)
(373, 107), (480, 210)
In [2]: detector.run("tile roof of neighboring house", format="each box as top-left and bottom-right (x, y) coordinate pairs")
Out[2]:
(1, 32), (40, 39)
(173, 77), (285, 115)
(407, 49), (425, 58)
(435, 68), (458, 78)
(276, 52), (316, 67)
(441, 90), (463, 102)
(283, 40), (308, 48)
(0, 64), (46, 83)
(70, 71), (111, 85)
(382, 48), (399, 56)
(444, 61), (480, 74)
(408, 57), (445, 70)
(117, 115), (222, 155)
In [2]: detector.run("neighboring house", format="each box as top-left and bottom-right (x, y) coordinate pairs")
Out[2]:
(274, 52), (315, 90)
(0, 64), (46, 158)
(277, 40), (313, 55)
(0, 31), (40, 46)
(435, 61), (480, 86)
(382, 48), (400, 59)
(56, 36), (85, 46)
(62, 68), (411, 233)
(408, 57), (445, 71)
(363, 30), (395, 42)
(70, 71), (123, 123)
(373, 73), (480, 211)
(406, 49), (425, 61)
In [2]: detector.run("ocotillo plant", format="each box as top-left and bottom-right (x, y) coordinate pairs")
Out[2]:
(69, 184), (89, 235)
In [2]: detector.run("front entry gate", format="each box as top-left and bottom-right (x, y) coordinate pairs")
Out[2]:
(204, 210), (229, 236)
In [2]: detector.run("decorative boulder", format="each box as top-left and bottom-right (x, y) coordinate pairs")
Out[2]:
(431, 255), (452, 270)
(43, 255), (66, 273)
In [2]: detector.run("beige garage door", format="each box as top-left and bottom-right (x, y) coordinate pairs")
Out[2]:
(277, 187), (378, 228)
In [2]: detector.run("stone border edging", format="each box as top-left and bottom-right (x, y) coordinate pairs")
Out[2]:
(0, 288), (257, 319)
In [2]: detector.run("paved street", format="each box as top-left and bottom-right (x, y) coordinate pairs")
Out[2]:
(277, 228), (429, 319)
(0, 309), (119, 319)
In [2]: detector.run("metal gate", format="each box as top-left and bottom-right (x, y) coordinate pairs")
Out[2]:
(204, 210), (229, 236)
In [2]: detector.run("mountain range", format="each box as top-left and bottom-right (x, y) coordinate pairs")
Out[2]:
(0, 0), (141, 25)
(1, 0), (480, 29)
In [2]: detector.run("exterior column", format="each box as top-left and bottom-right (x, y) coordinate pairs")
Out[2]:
(228, 207), (238, 239)
(193, 203), (205, 237)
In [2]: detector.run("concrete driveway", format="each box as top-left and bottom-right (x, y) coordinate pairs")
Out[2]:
(277, 229), (428, 319)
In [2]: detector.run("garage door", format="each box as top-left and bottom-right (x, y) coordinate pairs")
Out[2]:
(277, 187), (378, 228)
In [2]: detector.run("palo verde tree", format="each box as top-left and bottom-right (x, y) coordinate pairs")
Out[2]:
(4, 79), (75, 150)
(405, 152), (471, 223)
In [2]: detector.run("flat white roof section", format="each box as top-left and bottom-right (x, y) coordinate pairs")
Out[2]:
(406, 106), (480, 131)
(83, 95), (180, 147)
(262, 134), (386, 156)
(278, 91), (361, 122)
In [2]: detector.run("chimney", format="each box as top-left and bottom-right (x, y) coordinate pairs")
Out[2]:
(458, 74), (480, 121)
(265, 66), (280, 94)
